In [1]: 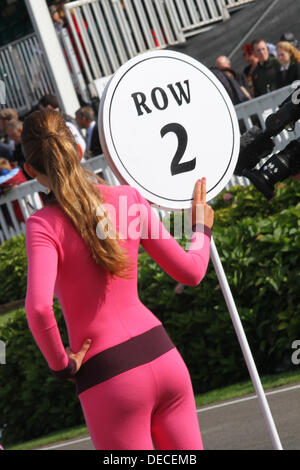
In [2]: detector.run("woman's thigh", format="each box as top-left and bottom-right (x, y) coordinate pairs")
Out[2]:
(150, 348), (203, 450)
(78, 348), (202, 451)
(79, 362), (157, 450)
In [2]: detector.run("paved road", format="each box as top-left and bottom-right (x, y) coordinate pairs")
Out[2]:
(166, 0), (300, 74)
(37, 383), (300, 451)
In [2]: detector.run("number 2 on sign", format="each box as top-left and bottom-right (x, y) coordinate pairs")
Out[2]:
(161, 123), (196, 176)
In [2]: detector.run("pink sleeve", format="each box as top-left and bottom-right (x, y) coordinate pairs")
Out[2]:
(25, 215), (73, 376)
(134, 189), (211, 286)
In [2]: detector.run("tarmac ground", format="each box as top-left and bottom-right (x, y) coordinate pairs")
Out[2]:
(166, 0), (300, 75)
(37, 382), (300, 451)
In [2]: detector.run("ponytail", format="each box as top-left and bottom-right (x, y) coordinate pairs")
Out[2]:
(22, 109), (132, 279)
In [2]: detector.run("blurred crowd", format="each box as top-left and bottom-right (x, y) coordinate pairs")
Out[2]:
(0, 95), (101, 224)
(211, 32), (300, 105)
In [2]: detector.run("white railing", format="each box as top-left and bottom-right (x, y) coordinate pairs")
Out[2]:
(63, 0), (185, 97)
(0, 155), (113, 243)
(1, 85), (298, 242)
(0, 33), (56, 116)
(61, 0), (255, 101)
(165, 0), (230, 38)
(224, 0), (254, 9)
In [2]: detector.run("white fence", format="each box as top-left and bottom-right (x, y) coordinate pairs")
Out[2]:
(224, 0), (254, 9)
(63, 0), (185, 97)
(165, 0), (230, 38)
(1, 84), (298, 243)
(0, 33), (56, 116)
(0, 155), (113, 243)
(62, 0), (254, 100)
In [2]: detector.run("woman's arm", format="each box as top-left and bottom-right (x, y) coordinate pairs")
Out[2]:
(135, 179), (213, 286)
(25, 215), (76, 379)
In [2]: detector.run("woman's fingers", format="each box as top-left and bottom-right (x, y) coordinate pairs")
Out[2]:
(194, 178), (206, 204)
(66, 339), (92, 372)
(200, 178), (206, 204)
(192, 177), (214, 229)
(77, 339), (92, 362)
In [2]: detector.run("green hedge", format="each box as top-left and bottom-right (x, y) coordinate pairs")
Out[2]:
(0, 234), (27, 304)
(0, 179), (299, 445)
(138, 181), (300, 392)
(0, 303), (84, 447)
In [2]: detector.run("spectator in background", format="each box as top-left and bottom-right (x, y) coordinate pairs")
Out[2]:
(76, 105), (103, 158)
(5, 120), (29, 178)
(50, 2), (88, 75)
(280, 32), (298, 49)
(49, 5), (64, 34)
(39, 94), (87, 160)
(0, 108), (19, 160)
(242, 43), (259, 97)
(215, 55), (251, 99)
(276, 41), (300, 89)
(211, 60), (250, 105)
(75, 106), (97, 158)
(0, 157), (28, 224)
(251, 38), (280, 96)
(89, 122), (103, 158)
(266, 42), (277, 58)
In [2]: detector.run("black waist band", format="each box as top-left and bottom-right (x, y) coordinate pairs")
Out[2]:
(75, 324), (175, 395)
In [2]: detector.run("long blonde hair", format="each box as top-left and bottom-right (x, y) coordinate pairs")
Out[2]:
(22, 109), (132, 279)
(276, 41), (300, 64)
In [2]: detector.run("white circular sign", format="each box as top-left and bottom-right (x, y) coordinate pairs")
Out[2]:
(99, 50), (240, 210)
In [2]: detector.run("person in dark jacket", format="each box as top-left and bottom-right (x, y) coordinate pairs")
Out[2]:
(5, 119), (29, 178)
(215, 55), (251, 99)
(75, 106), (103, 158)
(242, 43), (259, 97)
(276, 41), (300, 89)
(210, 66), (250, 105)
(251, 39), (280, 96)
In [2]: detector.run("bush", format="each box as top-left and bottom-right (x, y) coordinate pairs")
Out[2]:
(138, 179), (300, 391)
(0, 235), (27, 305)
(0, 303), (84, 447)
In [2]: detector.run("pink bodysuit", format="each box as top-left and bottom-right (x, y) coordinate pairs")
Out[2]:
(25, 184), (211, 450)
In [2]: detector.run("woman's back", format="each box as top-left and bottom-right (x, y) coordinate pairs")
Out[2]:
(26, 181), (211, 372)
(25, 184), (163, 365)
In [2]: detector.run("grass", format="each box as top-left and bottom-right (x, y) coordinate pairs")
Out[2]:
(194, 369), (300, 408)
(6, 369), (300, 450)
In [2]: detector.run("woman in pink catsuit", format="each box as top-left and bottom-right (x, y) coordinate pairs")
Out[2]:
(23, 110), (214, 451)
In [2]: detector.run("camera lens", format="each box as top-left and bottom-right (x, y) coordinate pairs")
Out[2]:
(234, 126), (274, 176)
(242, 140), (300, 199)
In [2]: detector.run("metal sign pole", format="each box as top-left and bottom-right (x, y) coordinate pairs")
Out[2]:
(210, 236), (283, 450)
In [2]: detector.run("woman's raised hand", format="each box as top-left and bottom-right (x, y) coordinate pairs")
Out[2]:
(192, 177), (214, 229)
